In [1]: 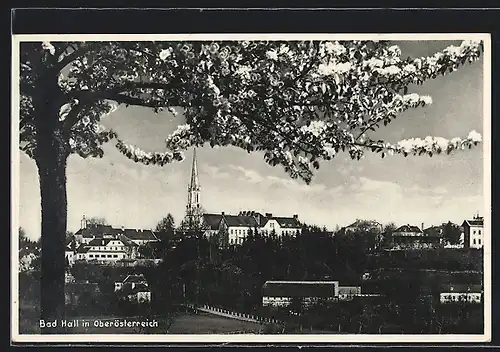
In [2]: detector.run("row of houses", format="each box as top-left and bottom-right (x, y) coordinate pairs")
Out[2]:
(65, 271), (152, 306)
(340, 214), (484, 250)
(65, 216), (159, 265)
(202, 211), (302, 244)
(64, 212), (484, 267)
(260, 280), (483, 309)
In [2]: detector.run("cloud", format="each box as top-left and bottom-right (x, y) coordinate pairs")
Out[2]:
(206, 163), (331, 194)
(228, 165), (265, 183)
(356, 176), (402, 193)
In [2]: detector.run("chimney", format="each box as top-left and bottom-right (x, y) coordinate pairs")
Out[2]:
(81, 215), (87, 229)
(265, 213), (273, 218)
(221, 212), (225, 216)
(293, 214), (298, 220)
(422, 222), (424, 231)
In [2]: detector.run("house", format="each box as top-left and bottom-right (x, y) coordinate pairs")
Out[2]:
(260, 213), (302, 237)
(115, 274), (152, 303)
(262, 280), (339, 308)
(462, 214), (484, 249)
(74, 216), (159, 247)
(202, 213), (224, 238)
(65, 281), (101, 306)
(74, 236), (139, 263)
(121, 228), (158, 246)
(439, 284), (483, 304)
(65, 239), (76, 266)
(338, 286), (362, 301)
(114, 273), (149, 291)
(220, 212), (260, 245)
(342, 219), (383, 234)
(391, 224), (426, 249)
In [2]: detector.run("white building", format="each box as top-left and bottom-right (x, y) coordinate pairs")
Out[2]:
(262, 280), (340, 308)
(115, 274), (152, 303)
(260, 213), (302, 237)
(462, 214), (484, 249)
(74, 236), (139, 263)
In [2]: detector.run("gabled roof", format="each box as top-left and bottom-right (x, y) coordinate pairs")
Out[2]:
(119, 282), (150, 296)
(203, 214), (223, 230)
(123, 274), (148, 284)
(75, 225), (118, 238)
(122, 229), (158, 241)
(345, 219), (382, 229)
(262, 280), (338, 298)
(118, 235), (138, 247)
(272, 217), (301, 228)
(74, 224), (157, 241)
(260, 216), (301, 228)
(423, 225), (444, 237)
(223, 215), (259, 228)
(463, 219), (484, 227)
(394, 225), (422, 233)
(88, 238), (113, 246)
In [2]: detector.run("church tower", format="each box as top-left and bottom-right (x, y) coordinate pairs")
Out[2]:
(186, 148), (201, 219)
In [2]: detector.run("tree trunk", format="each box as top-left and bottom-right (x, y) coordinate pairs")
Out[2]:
(35, 127), (69, 334)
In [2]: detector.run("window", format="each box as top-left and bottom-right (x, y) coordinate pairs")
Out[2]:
(113, 255), (118, 258)
(89, 254), (93, 258)
(270, 222), (275, 229)
(473, 239), (476, 245)
(479, 230), (482, 235)
(107, 255), (112, 258)
(473, 230), (476, 235)
(478, 239), (481, 245)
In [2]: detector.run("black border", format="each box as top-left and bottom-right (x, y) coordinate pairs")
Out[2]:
(9, 7), (499, 349)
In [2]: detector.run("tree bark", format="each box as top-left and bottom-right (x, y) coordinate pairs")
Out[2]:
(35, 127), (69, 334)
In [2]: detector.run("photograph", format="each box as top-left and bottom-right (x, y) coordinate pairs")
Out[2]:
(11, 33), (491, 343)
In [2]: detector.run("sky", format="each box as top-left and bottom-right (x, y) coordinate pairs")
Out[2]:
(17, 40), (486, 240)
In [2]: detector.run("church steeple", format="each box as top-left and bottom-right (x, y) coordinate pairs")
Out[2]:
(186, 148), (201, 217)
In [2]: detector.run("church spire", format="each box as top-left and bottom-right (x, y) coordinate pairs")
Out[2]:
(190, 148), (200, 190)
(186, 148), (201, 218)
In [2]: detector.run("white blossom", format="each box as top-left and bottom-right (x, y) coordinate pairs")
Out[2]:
(266, 50), (279, 61)
(420, 95), (433, 105)
(468, 130), (482, 143)
(301, 120), (327, 137)
(324, 41), (347, 56)
(318, 61), (352, 76)
(387, 45), (402, 57)
(403, 64), (417, 74)
(443, 45), (462, 57)
(167, 107), (178, 116)
(363, 57), (384, 69)
(42, 42), (55, 55)
(159, 48), (173, 61)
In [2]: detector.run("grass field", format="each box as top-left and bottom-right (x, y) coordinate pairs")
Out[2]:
(168, 312), (262, 334)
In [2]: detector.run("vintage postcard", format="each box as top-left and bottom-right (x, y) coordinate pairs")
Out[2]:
(11, 33), (491, 344)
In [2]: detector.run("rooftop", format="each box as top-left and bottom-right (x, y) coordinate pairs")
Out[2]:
(262, 280), (338, 298)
